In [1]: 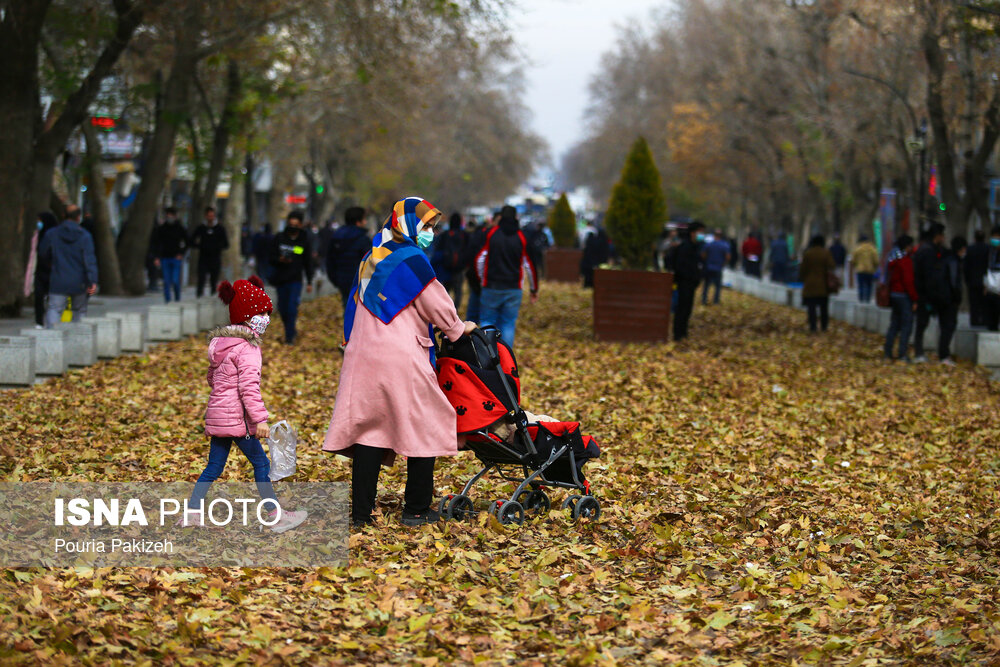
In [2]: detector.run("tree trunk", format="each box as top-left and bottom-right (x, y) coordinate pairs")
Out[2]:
(223, 162), (245, 282)
(200, 60), (240, 222)
(244, 152), (256, 228)
(0, 1), (50, 316)
(116, 16), (202, 295)
(82, 121), (124, 294)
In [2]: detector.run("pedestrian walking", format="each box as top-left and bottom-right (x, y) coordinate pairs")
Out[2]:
(190, 206), (229, 298)
(702, 229), (731, 304)
(965, 230), (989, 327)
(912, 224), (953, 363)
(38, 205), (98, 328)
(851, 235), (879, 303)
(326, 206), (370, 303)
(181, 275), (307, 532)
(769, 234), (789, 283)
(269, 210), (314, 345)
(475, 205), (539, 347)
(883, 235), (917, 362)
(435, 212), (469, 306)
(672, 221), (704, 341)
(799, 234), (836, 333)
(985, 225), (1000, 331)
(26, 211), (58, 328)
(463, 216), (492, 323)
(252, 223), (275, 284)
(322, 197), (478, 527)
(741, 232), (763, 278)
(580, 224), (610, 288)
(152, 206), (189, 303)
(829, 234), (847, 286)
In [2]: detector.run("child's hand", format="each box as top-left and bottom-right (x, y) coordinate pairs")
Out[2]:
(256, 422), (270, 439)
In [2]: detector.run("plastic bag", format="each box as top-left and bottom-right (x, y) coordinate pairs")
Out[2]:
(266, 420), (297, 482)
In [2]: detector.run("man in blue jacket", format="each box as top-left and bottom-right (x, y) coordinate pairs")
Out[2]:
(39, 205), (98, 328)
(326, 206), (370, 303)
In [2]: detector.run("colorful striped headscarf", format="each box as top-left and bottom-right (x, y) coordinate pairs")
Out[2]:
(344, 197), (442, 342)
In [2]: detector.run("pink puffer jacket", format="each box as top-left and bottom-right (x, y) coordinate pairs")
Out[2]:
(204, 325), (268, 437)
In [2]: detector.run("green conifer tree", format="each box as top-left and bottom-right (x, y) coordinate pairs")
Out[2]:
(549, 193), (577, 248)
(604, 137), (666, 269)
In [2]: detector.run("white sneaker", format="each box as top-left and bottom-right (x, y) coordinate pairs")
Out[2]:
(913, 355), (929, 363)
(177, 510), (206, 527)
(940, 358), (956, 367)
(268, 509), (307, 533)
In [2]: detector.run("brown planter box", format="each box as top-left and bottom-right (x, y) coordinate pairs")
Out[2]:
(544, 248), (582, 283)
(593, 269), (673, 342)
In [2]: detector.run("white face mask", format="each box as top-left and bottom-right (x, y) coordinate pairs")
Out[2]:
(248, 314), (270, 337)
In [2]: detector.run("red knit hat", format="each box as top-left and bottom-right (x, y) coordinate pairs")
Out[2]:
(217, 276), (273, 324)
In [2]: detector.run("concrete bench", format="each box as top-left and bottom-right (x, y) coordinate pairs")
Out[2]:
(19, 328), (67, 375)
(977, 332), (1000, 367)
(197, 297), (221, 331)
(106, 312), (147, 353)
(53, 322), (98, 367)
(0, 336), (36, 387)
(876, 307), (892, 334)
(179, 302), (198, 335)
(830, 298), (849, 322)
(953, 327), (979, 362)
(148, 305), (183, 341)
(91, 317), (122, 359)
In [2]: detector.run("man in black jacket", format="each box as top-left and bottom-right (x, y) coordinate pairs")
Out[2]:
(912, 223), (952, 363)
(190, 206), (229, 297)
(325, 206), (370, 303)
(965, 230), (990, 326)
(270, 210), (314, 344)
(476, 205), (539, 346)
(672, 221), (704, 341)
(152, 206), (189, 302)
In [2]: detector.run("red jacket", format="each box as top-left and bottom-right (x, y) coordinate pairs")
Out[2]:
(741, 237), (763, 261)
(887, 250), (918, 301)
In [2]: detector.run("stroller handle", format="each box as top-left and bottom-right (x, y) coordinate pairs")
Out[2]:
(469, 326), (503, 365)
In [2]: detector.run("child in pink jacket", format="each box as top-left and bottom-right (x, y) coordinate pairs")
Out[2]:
(183, 275), (305, 532)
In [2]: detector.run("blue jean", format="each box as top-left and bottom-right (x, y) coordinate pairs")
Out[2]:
(857, 273), (874, 303)
(480, 287), (523, 347)
(466, 288), (481, 323)
(884, 293), (913, 359)
(276, 281), (303, 343)
(189, 436), (279, 510)
(702, 269), (722, 304)
(161, 257), (182, 302)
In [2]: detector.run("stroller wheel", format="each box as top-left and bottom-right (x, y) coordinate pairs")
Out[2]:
(448, 494), (475, 521)
(518, 489), (551, 514)
(438, 495), (454, 518)
(496, 500), (525, 526)
(572, 496), (601, 521)
(562, 495), (581, 513)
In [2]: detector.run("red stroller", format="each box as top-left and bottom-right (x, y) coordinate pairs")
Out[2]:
(435, 327), (601, 525)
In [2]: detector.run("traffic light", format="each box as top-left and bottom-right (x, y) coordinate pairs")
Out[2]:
(315, 184), (324, 194)
(939, 202), (946, 212)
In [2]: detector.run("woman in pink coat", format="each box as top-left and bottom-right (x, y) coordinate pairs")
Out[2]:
(323, 197), (477, 527)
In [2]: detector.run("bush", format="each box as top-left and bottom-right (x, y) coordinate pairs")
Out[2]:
(549, 193), (576, 248)
(604, 137), (666, 270)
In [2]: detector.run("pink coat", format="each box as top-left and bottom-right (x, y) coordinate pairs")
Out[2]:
(204, 325), (269, 438)
(323, 279), (465, 465)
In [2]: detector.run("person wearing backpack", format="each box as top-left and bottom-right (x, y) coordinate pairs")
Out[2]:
(436, 212), (468, 306)
(326, 207), (370, 303)
(475, 205), (539, 346)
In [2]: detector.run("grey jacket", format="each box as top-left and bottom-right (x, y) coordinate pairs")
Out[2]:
(38, 220), (98, 295)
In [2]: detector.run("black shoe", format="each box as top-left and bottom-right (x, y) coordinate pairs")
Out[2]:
(351, 516), (374, 529)
(401, 509), (440, 526)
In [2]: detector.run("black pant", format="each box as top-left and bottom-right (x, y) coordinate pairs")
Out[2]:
(937, 302), (957, 360)
(673, 283), (697, 340)
(968, 281), (986, 326)
(914, 304), (932, 357)
(803, 296), (829, 332)
(986, 293), (1000, 331)
(33, 276), (48, 327)
(351, 444), (435, 524)
(197, 256), (222, 298)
